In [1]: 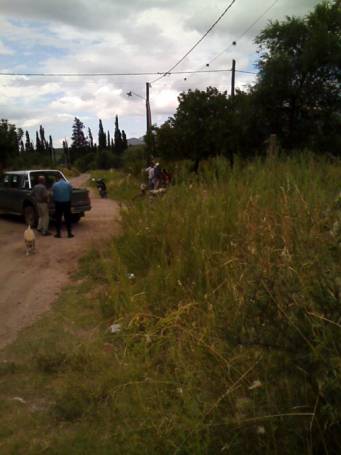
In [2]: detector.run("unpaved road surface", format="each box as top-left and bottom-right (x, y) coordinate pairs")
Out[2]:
(0, 174), (120, 349)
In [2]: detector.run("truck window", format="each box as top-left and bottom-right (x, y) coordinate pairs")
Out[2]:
(2, 175), (10, 187)
(30, 171), (65, 189)
(10, 175), (21, 188)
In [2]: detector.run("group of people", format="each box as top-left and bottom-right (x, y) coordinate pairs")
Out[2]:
(31, 174), (74, 238)
(145, 161), (171, 190)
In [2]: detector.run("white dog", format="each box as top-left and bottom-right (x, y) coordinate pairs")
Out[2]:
(24, 225), (36, 256)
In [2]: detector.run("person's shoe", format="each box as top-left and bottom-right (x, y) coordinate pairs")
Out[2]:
(54, 233), (61, 238)
(42, 231), (52, 236)
(67, 233), (74, 238)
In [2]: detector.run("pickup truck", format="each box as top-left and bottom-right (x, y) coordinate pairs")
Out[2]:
(0, 169), (91, 226)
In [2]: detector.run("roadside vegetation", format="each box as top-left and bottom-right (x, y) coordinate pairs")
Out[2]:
(1, 154), (340, 454)
(0, 2), (340, 453)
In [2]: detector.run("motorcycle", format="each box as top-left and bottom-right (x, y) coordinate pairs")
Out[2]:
(93, 178), (107, 198)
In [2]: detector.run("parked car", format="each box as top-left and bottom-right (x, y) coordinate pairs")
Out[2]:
(0, 169), (91, 226)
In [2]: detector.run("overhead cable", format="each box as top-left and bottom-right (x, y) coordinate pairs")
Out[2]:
(208, 0), (281, 66)
(150, 0), (237, 84)
(0, 68), (256, 78)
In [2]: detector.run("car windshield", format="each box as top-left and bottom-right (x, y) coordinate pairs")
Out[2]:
(30, 171), (66, 189)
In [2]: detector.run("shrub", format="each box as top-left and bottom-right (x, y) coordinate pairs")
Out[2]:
(122, 145), (149, 176)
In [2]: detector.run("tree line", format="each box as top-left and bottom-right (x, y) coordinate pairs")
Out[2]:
(151, 1), (340, 168)
(1, 1), (339, 172)
(63, 115), (128, 170)
(0, 114), (128, 171)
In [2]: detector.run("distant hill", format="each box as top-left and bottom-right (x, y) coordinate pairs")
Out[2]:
(127, 137), (144, 146)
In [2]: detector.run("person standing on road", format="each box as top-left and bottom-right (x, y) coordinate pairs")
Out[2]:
(52, 174), (74, 238)
(31, 175), (51, 236)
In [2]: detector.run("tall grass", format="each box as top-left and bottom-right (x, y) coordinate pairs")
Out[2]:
(1, 154), (340, 454)
(92, 154), (341, 453)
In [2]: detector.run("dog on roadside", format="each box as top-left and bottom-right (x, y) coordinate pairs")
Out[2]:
(24, 225), (36, 256)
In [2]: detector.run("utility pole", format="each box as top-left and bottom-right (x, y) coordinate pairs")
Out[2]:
(146, 82), (152, 133)
(231, 59), (236, 97)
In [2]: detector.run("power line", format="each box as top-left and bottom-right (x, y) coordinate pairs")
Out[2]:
(0, 68), (257, 78)
(182, 0), (280, 86)
(150, 0), (237, 84)
(208, 0), (281, 66)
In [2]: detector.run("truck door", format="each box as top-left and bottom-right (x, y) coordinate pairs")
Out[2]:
(6, 174), (23, 213)
(0, 174), (11, 211)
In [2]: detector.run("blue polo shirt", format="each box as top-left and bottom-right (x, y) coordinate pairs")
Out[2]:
(52, 180), (72, 202)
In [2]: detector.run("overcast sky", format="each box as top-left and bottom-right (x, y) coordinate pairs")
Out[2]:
(0, 0), (319, 146)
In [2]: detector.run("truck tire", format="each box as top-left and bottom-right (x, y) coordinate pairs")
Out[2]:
(23, 204), (38, 227)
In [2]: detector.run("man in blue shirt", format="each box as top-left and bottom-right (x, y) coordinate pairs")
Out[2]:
(52, 173), (74, 238)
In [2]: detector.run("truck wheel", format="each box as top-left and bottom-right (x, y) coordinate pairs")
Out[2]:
(24, 205), (38, 227)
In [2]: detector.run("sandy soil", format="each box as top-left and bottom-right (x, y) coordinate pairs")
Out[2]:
(0, 174), (121, 349)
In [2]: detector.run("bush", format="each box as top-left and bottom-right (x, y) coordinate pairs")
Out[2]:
(122, 145), (149, 176)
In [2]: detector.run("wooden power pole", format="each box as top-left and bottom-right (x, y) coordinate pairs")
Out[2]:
(231, 59), (236, 97)
(146, 82), (152, 133)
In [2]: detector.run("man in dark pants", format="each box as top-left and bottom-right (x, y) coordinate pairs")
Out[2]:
(52, 174), (74, 238)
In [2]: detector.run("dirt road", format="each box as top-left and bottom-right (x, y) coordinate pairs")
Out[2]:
(0, 174), (120, 349)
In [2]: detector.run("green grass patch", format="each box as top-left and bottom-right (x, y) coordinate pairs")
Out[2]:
(0, 154), (340, 454)
(90, 169), (141, 203)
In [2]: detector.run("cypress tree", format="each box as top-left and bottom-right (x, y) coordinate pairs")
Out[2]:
(35, 131), (42, 152)
(122, 129), (128, 150)
(114, 115), (123, 154)
(98, 119), (106, 149)
(25, 131), (33, 153)
(88, 127), (94, 149)
(39, 125), (48, 151)
(49, 135), (54, 162)
(107, 131), (111, 149)
(71, 117), (88, 162)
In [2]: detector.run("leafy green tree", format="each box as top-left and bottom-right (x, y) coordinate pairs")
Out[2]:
(0, 119), (19, 169)
(98, 119), (106, 150)
(162, 87), (230, 170)
(254, 0), (341, 151)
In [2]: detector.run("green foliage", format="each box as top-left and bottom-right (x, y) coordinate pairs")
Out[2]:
(114, 115), (124, 154)
(90, 168), (140, 201)
(0, 154), (340, 454)
(98, 119), (106, 150)
(7, 151), (54, 170)
(0, 119), (19, 169)
(71, 117), (89, 163)
(255, 0), (341, 151)
(122, 145), (149, 176)
(154, 1), (341, 163)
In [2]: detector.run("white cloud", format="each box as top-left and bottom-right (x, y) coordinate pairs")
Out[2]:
(0, 0), (321, 140)
(0, 39), (13, 54)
